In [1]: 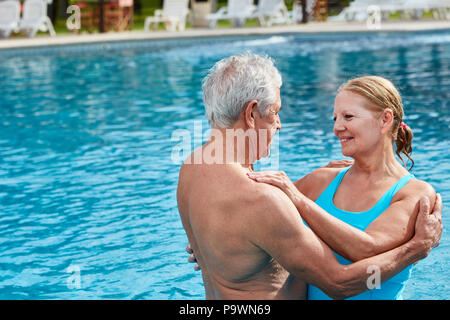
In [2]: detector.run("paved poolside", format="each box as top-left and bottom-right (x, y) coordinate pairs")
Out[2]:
(0, 20), (449, 50)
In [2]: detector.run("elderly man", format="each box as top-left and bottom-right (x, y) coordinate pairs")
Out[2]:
(176, 53), (442, 300)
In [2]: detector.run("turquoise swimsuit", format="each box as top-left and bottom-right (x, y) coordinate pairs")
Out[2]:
(307, 166), (415, 300)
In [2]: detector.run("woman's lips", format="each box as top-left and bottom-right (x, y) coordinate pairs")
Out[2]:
(340, 137), (354, 143)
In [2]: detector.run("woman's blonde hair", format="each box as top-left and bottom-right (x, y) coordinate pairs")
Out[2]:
(338, 76), (414, 170)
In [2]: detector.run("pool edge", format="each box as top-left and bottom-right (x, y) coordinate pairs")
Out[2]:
(0, 20), (449, 52)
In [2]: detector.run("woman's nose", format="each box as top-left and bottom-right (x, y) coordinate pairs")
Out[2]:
(334, 118), (345, 132)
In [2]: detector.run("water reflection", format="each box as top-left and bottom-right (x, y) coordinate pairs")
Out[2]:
(0, 31), (449, 299)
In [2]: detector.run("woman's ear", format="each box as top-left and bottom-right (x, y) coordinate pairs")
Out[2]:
(243, 100), (258, 128)
(380, 109), (394, 134)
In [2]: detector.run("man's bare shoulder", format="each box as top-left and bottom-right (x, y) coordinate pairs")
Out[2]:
(220, 171), (289, 208)
(242, 181), (302, 229)
(296, 167), (342, 201)
(241, 181), (310, 263)
(248, 181), (290, 205)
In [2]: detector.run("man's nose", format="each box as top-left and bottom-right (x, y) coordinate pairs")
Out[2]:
(277, 115), (281, 131)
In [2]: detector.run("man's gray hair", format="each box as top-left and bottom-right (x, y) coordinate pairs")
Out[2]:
(202, 52), (282, 128)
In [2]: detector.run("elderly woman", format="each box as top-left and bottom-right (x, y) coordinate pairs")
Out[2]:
(246, 76), (439, 300)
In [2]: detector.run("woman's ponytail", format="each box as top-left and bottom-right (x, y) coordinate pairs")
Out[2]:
(395, 122), (414, 171)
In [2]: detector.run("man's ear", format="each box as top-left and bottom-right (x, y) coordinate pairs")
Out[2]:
(380, 109), (394, 134)
(243, 100), (258, 128)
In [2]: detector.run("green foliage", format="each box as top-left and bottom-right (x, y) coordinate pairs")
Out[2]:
(328, 0), (352, 16)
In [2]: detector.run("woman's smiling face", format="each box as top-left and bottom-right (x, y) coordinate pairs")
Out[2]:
(333, 90), (383, 158)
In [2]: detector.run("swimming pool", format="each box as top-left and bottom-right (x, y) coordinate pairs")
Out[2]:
(0, 30), (449, 299)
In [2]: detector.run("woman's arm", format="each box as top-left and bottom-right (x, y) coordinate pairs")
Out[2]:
(296, 182), (436, 261)
(249, 186), (442, 300)
(247, 171), (437, 262)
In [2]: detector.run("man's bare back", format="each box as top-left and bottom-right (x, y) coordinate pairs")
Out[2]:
(177, 148), (306, 299)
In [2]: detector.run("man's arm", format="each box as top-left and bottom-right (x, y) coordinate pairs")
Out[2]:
(248, 186), (442, 299)
(293, 180), (436, 261)
(248, 169), (437, 261)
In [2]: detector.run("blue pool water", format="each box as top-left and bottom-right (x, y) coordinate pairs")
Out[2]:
(0, 30), (449, 299)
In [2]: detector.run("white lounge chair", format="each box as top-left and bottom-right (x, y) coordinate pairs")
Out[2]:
(19, 0), (56, 37)
(398, 0), (427, 19)
(332, 0), (401, 22)
(0, 0), (20, 38)
(344, 0), (373, 21)
(206, 0), (256, 28)
(434, 0), (450, 20)
(330, 0), (450, 22)
(144, 0), (190, 32)
(403, 0), (450, 20)
(250, 0), (290, 27)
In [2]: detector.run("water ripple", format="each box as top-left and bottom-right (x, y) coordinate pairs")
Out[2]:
(0, 30), (449, 299)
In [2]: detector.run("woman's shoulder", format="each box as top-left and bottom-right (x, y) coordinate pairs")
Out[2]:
(295, 166), (344, 201)
(309, 166), (343, 182)
(393, 176), (436, 206)
(398, 176), (435, 196)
